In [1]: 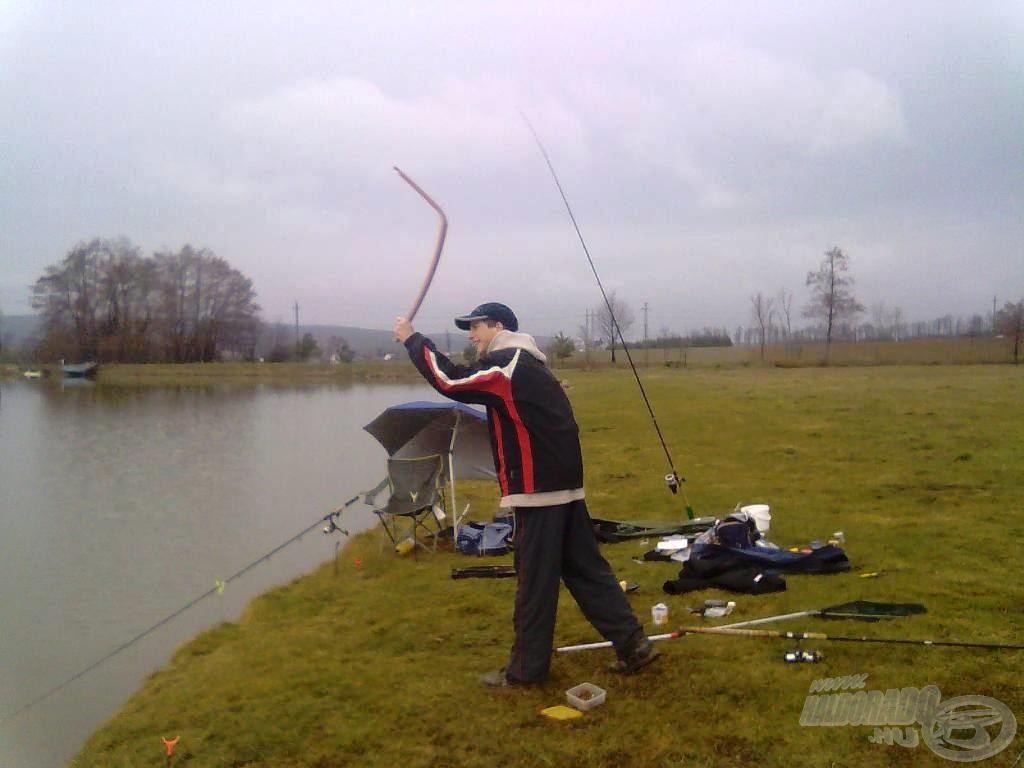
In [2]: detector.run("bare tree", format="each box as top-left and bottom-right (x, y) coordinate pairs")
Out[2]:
(594, 290), (635, 363)
(994, 300), (1024, 365)
(153, 246), (261, 362)
(31, 239), (260, 363)
(32, 238), (106, 360)
(776, 288), (794, 339)
(869, 302), (889, 340)
(750, 292), (775, 360)
(803, 246), (865, 349)
(966, 314), (986, 338)
(891, 306), (904, 341)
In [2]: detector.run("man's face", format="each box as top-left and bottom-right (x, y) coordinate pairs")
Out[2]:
(468, 319), (502, 355)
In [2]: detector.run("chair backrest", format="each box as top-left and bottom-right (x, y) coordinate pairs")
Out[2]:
(386, 455), (444, 507)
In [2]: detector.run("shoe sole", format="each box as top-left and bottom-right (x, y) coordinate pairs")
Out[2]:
(609, 647), (661, 675)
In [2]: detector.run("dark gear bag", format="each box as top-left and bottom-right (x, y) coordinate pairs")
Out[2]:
(663, 550), (787, 595)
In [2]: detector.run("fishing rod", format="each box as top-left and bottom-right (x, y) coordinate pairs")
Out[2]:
(394, 166), (448, 323)
(561, 623), (1024, 655)
(521, 112), (695, 519)
(680, 625), (1024, 651)
(556, 600), (927, 653)
(0, 496), (360, 725)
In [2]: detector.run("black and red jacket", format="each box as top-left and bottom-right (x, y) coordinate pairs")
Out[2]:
(404, 331), (584, 499)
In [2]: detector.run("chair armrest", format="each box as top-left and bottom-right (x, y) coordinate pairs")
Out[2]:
(362, 476), (390, 507)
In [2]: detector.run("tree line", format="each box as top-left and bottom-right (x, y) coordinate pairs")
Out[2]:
(544, 246), (1021, 366)
(15, 239), (1023, 366)
(744, 246), (1022, 361)
(30, 238), (261, 363)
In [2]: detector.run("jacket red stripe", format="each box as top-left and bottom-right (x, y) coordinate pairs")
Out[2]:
(420, 345), (535, 493)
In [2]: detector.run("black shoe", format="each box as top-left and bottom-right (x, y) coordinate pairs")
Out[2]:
(480, 667), (541, 688)
(480, 668), (525, 688)
(480, 669), (511, 687)
(608, 637), (660, 674)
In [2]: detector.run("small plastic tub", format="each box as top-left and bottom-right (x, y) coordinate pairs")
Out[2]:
(566, 682), (607, 711)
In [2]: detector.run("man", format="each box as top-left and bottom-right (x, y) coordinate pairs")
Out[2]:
(394, 302), (658, 686)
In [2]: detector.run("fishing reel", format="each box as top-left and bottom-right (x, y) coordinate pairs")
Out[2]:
(664, 472), (682, 494)
(784, 649), (823, 664)
(322, 511), (349, 536)
(322, 496), (359, 536)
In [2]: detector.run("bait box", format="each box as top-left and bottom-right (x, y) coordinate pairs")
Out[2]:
(566, 682), (607, 711)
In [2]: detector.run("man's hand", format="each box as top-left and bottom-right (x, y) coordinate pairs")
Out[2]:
(394, 316), (415, 343)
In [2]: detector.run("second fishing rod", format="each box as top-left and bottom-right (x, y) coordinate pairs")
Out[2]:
(521, 113), (696, 520)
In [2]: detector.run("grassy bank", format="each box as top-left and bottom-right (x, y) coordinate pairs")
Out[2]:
(4, 335), (1017, 385)
(74, 365), (1023, 767)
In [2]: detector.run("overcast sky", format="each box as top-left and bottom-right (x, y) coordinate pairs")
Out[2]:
(2, 1), (1021, 337)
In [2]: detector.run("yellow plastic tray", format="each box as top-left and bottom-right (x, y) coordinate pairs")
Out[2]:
(540, 704), (583, 720)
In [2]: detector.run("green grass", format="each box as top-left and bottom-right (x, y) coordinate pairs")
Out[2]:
(73, 365), (1023, 767)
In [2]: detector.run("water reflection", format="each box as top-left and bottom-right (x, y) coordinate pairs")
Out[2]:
(0, 377), (428, 768)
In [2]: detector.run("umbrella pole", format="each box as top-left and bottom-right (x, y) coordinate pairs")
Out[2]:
(448, 453), (457, 540)
(449, 413), (460, 541)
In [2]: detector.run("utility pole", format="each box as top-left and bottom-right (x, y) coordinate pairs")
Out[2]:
(445, 330), (451, 353)
(642, 302), (649, 366)
(293, 301), (300, 350)
(583, 309), (592, 364)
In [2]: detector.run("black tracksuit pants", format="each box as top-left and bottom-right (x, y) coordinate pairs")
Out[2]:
(506, 498), (643, 683)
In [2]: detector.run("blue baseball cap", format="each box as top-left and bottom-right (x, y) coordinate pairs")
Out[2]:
(454, 302), (518, 332)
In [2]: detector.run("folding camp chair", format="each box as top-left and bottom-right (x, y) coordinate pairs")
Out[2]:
(364, 455), (447, 552)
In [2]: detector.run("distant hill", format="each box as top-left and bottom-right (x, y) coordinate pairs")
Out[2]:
(0, 314), (40, 349)
(258, 323), (447, 359)
(264, 324), (553, 360)
(0, 314), (551, 361)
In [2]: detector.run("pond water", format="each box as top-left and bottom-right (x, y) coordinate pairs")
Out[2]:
(0, 377), (429, 768)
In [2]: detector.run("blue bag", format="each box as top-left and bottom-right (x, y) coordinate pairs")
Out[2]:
(457, 521), (513, 556)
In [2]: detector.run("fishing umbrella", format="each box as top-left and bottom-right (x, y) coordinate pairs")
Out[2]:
(363, 401), (495, 537)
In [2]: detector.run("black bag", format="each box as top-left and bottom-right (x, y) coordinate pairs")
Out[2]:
(663, 550), (787, 595)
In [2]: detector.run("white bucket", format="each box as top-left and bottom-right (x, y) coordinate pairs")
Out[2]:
(651, 603), (669, 626)
(740, 504), (771, 533)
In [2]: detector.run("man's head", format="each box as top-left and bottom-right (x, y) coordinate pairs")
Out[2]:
(454, 302), (518, 332)
(454, 302), (518, 356)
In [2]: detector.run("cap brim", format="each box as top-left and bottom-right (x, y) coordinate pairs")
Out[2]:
(454, 314), (487, 330)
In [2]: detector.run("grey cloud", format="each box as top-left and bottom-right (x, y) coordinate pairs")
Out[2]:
(0, 1), (1020, 333)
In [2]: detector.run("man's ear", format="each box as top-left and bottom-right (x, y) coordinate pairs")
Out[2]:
(494, 322), (505, 331)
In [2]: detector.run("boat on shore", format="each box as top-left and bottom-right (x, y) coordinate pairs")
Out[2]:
(61, 362), (99, 379)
